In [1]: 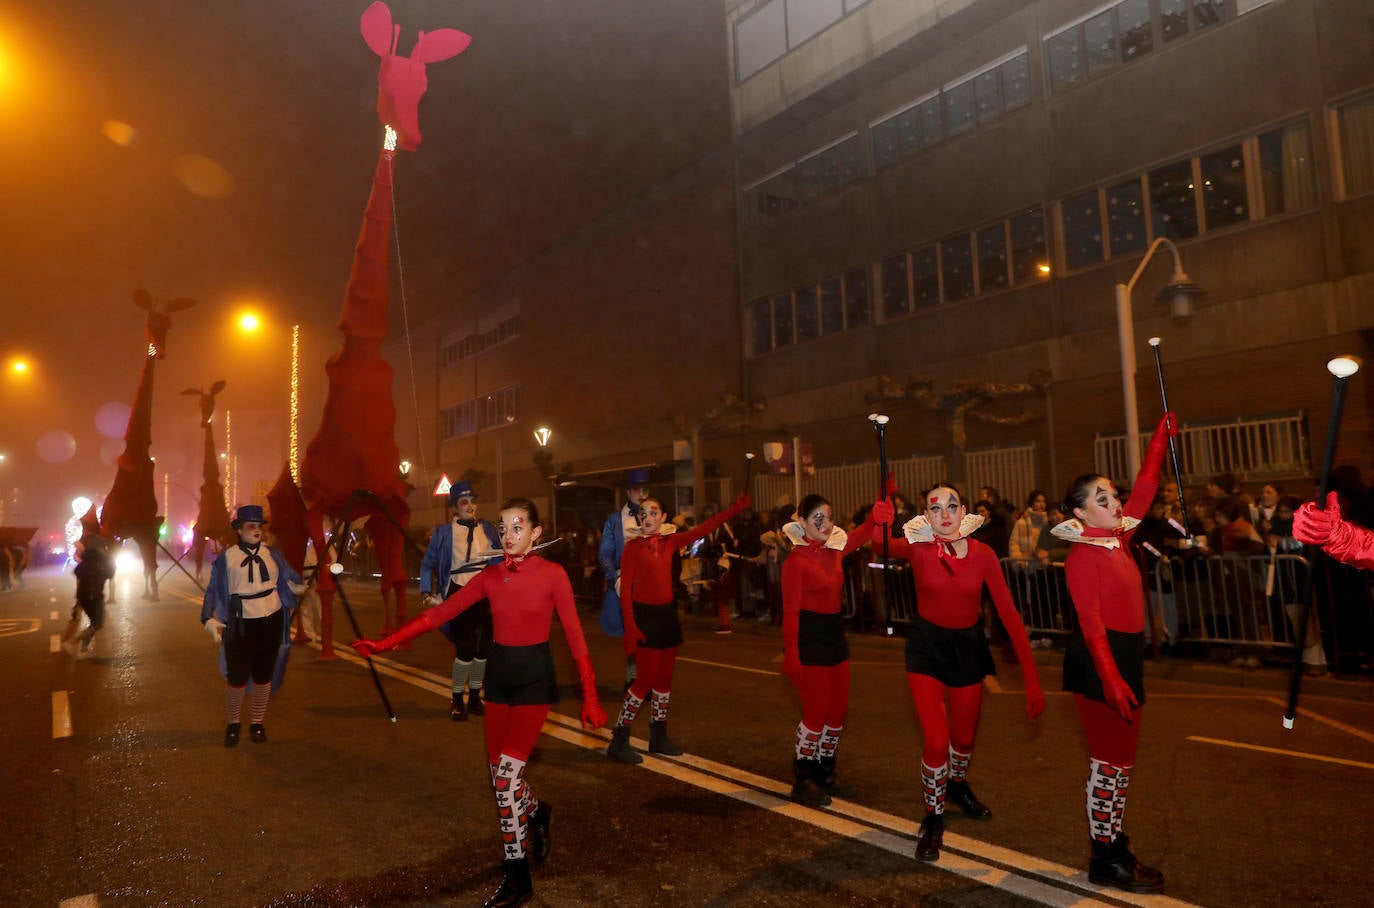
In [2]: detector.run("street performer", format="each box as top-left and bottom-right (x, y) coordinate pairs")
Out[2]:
(420, 480), (502, 720)
(353, 498), (606, 908)
(200, 504), (304, 747)
(1053, 411), (1177, 893)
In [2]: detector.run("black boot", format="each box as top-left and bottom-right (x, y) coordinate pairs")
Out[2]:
(607, 725), (643, 764)
(1089, 837), (1165, 892)
(915, 812), (944, 862)
(482, 857), (533, 908)
(648, 720), (683, 756)
(946, 779), (992, 819)
(815, 756), (857, 799)
(249, 723), (267, 744)
(223, 723), (240, 748)
(789, 759), (832, 807)
(528, 802), (553, 864)
(450, 694), (468, 721)
(468, 688), (486, 717)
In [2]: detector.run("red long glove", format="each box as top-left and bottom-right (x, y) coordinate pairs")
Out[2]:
(352, 608), (444, 657)
(574, 653), (607, 730)
(870, 497), (894, 529)
(1141, 411), (1178, 482)
(1023, 671), (1047, 720)
(1296, 492), (1374, 569)
(1085, 634), (1138, 722)
(622, 624), (645, 656)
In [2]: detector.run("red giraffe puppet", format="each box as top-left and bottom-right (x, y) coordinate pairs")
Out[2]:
(101, 289), (196, 601)
(294, 2), (470, 657)
(181, 380), (233, 581)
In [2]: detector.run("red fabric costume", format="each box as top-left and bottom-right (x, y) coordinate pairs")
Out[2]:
(1295, 492), (1374, 570)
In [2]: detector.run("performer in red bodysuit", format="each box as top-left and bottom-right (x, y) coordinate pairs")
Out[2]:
(1294, 492), (1374, 568)
(353, 499), (606, 908)
(1052, 411), (1176, 893)
(778, 494), (886, 806)
(605, 493), (750, 764)
(876, 484), (1045, 862)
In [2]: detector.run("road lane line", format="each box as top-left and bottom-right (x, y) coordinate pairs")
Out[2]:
(1258, 696), (1374, 745)
(51, 634), (61, 653)
(337, 643), (1199, 908)
(53, 690), (73, 739)
(1187, 736), (1374, 770)
(59, 895), (99, 907)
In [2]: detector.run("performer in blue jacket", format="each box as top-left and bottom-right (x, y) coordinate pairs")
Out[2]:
(599, 468), (654, 689)
(201, 505), (303, 748)
(419, 480), (502, 720)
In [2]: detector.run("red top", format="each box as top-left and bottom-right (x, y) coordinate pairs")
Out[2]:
(1063, 472), (1159, 637)
(421, 556), (589, 657)
(620, 498), (747, 610)
(781, 520), (878, 658)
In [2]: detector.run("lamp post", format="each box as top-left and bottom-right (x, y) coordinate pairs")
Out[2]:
(533, 426), (556, 540)
(1114, 237), (1204, 476)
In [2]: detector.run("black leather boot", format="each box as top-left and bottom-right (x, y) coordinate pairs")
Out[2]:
(482, 857), (533, 908)
(223, 723), (240, 748)
(528, 802), (553, 864)
(607, 725), (643, 764)
(450, 694), (468, 722)
(467, 688), (486, 717)
(789, 759), (832, 807)
(915, 812), (944, 862)
(946, 779), (992, 819)
(648, 720), (683, 756)
(249, 723), (267, 744)
(815, 756), (856, 799)
(1089, 837), (1165, 892)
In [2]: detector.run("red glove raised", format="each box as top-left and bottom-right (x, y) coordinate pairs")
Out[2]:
(1085, 634), (1138, 722)
(574, 653), (607, 730)
(622, 625), (645, 656)
(1293, 492), (1341, 546)
(870, 498), (894, 527)
(1141, 411), (1178, 482)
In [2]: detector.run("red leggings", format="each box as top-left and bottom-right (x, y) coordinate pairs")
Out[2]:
(629, 646), (678, 700)
(483, 703), (551, 765)
(1073, 694), (1141, 766)
(907, 673), (984, 767)
(794, 662), (850, 731)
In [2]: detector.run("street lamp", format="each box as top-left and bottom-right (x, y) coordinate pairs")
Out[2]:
(1114, 237), (1205, 476)
(533, 426), (557, 540)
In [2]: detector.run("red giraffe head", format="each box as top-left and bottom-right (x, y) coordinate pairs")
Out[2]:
(132, 288), (195, 359)
(361, 1), (471, 152)
(181, 380), (226, 428)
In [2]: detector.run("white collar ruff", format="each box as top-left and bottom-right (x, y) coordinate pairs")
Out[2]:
(782, 522), (847, 550)
(902, 513), (985, 545)
(1050, 517), (1141, 549)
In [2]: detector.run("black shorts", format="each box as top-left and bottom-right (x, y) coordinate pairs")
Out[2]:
(633, 600), (683, 650)
(798, 611), (848, 666)
(484, 642), (560, 706)
(904, 614), (995, 688)
(224, 609), (285, 687)
(1063, 629), (1146, 706)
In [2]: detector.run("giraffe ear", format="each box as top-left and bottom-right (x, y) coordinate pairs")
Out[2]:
(133, 288), (153, 311)
(164, 297), (197, 313)
(210, 380), (226, 395)
(412, 28), (471, 63)
(361, 1), (394, 57)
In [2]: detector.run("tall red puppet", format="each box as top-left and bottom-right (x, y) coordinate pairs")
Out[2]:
(294, 2), (470, 657)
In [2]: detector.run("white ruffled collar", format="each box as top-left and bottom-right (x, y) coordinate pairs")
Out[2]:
(782, 522), (847, 551)
(1050, 517), (1141, 549)
(901, 513), (985, 545)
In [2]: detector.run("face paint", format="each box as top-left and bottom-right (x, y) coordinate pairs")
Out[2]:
(803, 505), (834, 543)
(498, 508), (540, 556)
(924, 488), (966, 540)
(1075, 482), (1124, 530)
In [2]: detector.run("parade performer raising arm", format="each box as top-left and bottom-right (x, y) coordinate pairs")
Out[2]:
(605, 492), (750, 764)
(875, 483), (1045, 863)
(1053, 411), (1177, 893)
(354, 498), (606, 908)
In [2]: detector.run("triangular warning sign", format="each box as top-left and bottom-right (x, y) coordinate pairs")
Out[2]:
(433, 473), (452, 497)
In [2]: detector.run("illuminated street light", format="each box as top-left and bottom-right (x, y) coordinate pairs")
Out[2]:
(533, 426), (552, 446)
(237, 311), (262, 333)
(533, 426), (557, 539)
(399, 459), (412, 477)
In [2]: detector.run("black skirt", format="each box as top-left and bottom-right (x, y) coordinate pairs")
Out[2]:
(484, 642), (560, 706)
(904, 614), (995, 688)
(633, 600), (683, 650)
(1063, 628), (1146, 706)
(798, 610), (848, 666)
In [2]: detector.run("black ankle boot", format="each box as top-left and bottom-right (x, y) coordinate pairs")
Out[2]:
(482, 857), (533, 908)
(450, 694), (468, 722)
(1089, 837), (1165, 892)
(915, 812), (944, 862)
(467, 688), (485, 717)
(223, 723), (240, 748)
(648, 720), (683, 756)
(946, 779), (992, 819)
(607, 725), (642, 764)
(815, 756), (856, 799)
(789, 759), (832, 807)
(528, 802), (553, 864)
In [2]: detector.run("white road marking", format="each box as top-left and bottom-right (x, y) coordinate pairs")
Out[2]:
(52, 691), (73, 739)
(1259, 695), (1374, 745)
(1187, 736), (1374, 771)
(50, 610), (59, 620)
(50, 634), (61, 653)
(60, 895), (99, 907)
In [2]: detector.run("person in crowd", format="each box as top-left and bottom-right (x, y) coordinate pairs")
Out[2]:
(1008, 490), (1050, 562)
(1213, 499), (1267, 557)
(1051, 411), (1177, 893)
(63, 534), (115, 658)
(1251, 483), (1282, 535)
(599, 469), (655, 690)
(201, 505), (304, 748)
(871, 484), (1046, 863)
(976, 487), (1014, 558)
(353, 498), (607, 908)
(1269, 495), (1328, 676)
(757, 505), (796, 624)
(605, 493), (750, 763)
(694, 503), (739, 634)
(1035, 504), (1072, 566)
(419, 480), (502, 721)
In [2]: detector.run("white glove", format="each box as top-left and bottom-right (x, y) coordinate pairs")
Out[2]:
(204, 617), (225, 644)
(614, 577), (621, 597)
(421, 593), (440, 608)
(288, 580), (308, 596)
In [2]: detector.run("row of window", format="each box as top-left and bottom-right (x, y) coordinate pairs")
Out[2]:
(439, 385), (521, 441)
(735, 0), (870, 82)
(439, 315), (521, 368)
(748, 267), (869, 354)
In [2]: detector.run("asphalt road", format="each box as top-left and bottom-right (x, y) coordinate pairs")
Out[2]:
(4, 565), (1373, 907)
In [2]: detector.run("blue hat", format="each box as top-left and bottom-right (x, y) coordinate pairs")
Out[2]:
(624, 468), (652, 488)
(232, 504), (267, 527)
(448, 480), (477, 505)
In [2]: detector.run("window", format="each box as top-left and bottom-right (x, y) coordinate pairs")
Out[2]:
(795, 285), (820, 341)
(976, 224), (1009, 292)
(1062, 190), (1105, 270)
(819, 278), (844, 335)
(1046, 0), (1229, 94)
(1002, 54), (1031, 110)
(1046, 29), (1083, 93)
(1083, 10), (1116, 76)
(1106, 177), (1147, 256)
(772, 293), (795, 347)
(881, 254), (910, 318)
(940, 235), (975, 302)
(746, 267), (871, 358)
(1199, 144), (1247, 231)
(796, 134), (861, 200)
(974, 69), (1001, 123)
(736, 0), (786, 81)
(750, 298), (772, 355)
(752, 168), (800, 218)
(844, 268), (870, 329)
(1010, 209), (1048, 284)
(1149, 158), (1199, 241)
(943, 79), (977, 136)
(788, 0), (844, 47)
(912, 246), (940, 309)
(1258, 120), (1316, 214)
(1337, 91), (1374, 199)
(441, 387), (519, 440)
(1117, 0), (1152, 60)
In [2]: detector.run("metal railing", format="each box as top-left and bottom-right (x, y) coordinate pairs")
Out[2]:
(965, 442), (1037, 512)
(1094, 411), (1308, 484)
(751, 453), (946, 520)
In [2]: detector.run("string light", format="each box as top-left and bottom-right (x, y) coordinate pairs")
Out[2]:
(290, 324), (300, 482)
(225, 409), (233, 508)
